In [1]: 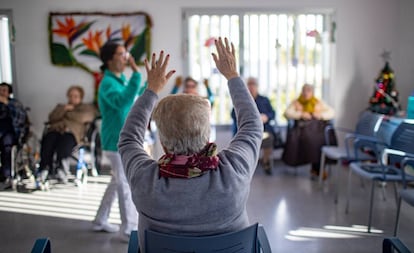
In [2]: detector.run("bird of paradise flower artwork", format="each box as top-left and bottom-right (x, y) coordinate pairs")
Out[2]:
(49, 12), (152, 103)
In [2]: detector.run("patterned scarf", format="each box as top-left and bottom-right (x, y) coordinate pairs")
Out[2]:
(297, 95), (319, 113)
(158, 143), (219, 179)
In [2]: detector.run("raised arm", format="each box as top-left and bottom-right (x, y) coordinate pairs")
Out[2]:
(118, 51), (175, 182)
(212, 38), (263, 176)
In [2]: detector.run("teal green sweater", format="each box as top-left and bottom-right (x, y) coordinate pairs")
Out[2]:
(98, 70), (143, 151)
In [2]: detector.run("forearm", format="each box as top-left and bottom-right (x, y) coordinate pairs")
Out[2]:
(320, 101), (335, 120)
(284, 102), (302, 120)
(118, 89), (158, 180)
(48, 105), (66, 123)
(229, 77), (262, 144)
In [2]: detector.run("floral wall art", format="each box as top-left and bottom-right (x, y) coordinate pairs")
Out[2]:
(49, 12), (152, 102)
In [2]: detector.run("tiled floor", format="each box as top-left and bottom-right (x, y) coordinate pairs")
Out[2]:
(0, 160), (413, 253)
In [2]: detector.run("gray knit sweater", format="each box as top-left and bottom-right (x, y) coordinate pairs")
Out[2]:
(118, 77), (263, 251)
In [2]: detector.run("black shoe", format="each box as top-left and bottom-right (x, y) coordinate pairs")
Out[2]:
(263, 161), (272, 175)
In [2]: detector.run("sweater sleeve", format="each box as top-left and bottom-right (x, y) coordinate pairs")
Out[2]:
(261, 96), (275, 122)
(284, 100), (302, 120)
(220, 77), (263, 177)
(118, 89), (158, 185)
(48, 104), (66, 123)
(100, 72), (142, 109)
(319, 100), (335, 120)
(65, 104), (97, 124)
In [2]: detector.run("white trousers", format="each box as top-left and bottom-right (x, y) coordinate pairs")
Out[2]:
(94, 151), (138, 234)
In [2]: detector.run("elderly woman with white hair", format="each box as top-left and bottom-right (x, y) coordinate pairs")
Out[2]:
(118, 38), (263, 252)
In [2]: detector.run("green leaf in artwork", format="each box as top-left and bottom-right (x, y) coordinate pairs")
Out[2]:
(51, 43), (74, 65)
(130, 28), (149, 64)
(72, 43), (85, 51)
(79, 49), (99, 58)
(70, 21), (96, 45)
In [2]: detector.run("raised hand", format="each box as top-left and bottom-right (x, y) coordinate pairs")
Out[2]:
(128, 54), (140, 73)
(145, 51), (176, 94)
(211, 37), (239, 80)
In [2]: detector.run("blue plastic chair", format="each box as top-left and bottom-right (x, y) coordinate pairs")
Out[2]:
(128, 223), (271, 253)
(393, 157), (414, 236)
(31, 238), (51, 253)
(319, 111), (391, 202)
(346, 121), (414, 233)
(383, 237), (412, 253)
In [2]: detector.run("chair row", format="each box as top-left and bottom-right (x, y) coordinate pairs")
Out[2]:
(320, 110), (414, 234)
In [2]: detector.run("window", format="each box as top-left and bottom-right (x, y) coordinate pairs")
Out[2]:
(183, 9), (335, 125)
(0, 10), (16, 93)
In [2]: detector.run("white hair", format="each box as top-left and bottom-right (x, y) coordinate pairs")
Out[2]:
(152, 94), (211, 155)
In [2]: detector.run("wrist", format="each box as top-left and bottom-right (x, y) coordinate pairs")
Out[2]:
(226, 73), (239, 80)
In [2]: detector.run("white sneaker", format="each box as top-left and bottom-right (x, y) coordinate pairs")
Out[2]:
(92, 222), (119, 233)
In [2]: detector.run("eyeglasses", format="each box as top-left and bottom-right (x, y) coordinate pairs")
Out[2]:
(115, 51), (130, 59)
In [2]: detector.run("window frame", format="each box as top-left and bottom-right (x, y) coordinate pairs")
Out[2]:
(0, 9), (18, 97)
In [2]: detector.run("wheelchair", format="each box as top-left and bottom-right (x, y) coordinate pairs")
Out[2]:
(10, 129), (40, 192)
(36, 116), (102, 189)
(69, 116), (102, 185)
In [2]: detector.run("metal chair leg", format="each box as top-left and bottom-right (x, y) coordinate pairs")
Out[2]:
(367, 180), (376, 233)
(393, 196), (402, 236)
(319, 152), (326, 186)
(346, 167), (352, 214)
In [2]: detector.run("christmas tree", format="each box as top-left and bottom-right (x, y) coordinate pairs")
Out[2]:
(369, 52), (400, 115)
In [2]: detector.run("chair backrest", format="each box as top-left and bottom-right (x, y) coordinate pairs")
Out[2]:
(374, 116), (403, 146)
(390, 121), (414, 153)
(386, 121), (414, 165)
(354, 111), (384, 137)
(31, 238), (51, 253)
(134, 223), (269, 253)
(383, 237), (412, 253)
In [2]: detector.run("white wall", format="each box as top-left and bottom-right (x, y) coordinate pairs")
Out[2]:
(396, 0), (414, 109)
(0, 0), (408, 139)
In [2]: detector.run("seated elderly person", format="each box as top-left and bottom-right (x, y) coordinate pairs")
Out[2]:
(231, 77), (276, 175)
(0, 82), (28, 190)
(171, 76), (215, 106)
(36, 85), (97, 188)
(282, 83), (335, 179)
(118, 38), (263, 252)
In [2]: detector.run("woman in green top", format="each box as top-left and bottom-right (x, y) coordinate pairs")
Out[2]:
(92, 42), (143, 242)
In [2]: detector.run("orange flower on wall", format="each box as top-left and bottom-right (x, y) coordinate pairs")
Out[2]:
(49, 12), (152, 73)
(49, 12), (152, 104)
(81, 30), (104, 57)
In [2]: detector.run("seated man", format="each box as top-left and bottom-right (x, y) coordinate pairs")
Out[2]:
(231, 77), (276, 175)
(282, 83), (335, 179)
(118, 38), (263, 252)
(0, 82), (28, 190)
(37, 85), (97, 188)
